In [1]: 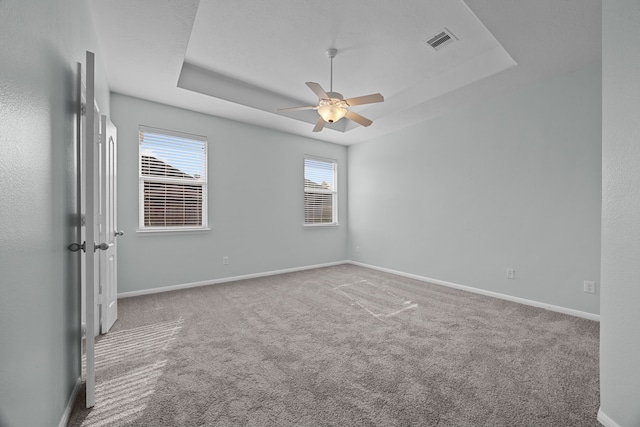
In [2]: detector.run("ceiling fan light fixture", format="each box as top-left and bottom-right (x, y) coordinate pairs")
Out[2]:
(318, 103), (347, 123)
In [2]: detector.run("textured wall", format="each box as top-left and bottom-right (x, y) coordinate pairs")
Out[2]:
(111, 94), (347, 294)
(0, 1), (109, 426)
(600, 1), (640, 425)
(348, 62), (602, 315)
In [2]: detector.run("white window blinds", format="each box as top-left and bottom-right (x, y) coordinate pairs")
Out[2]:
(139, 126), (207, 230)
(304, 157), (337, 225)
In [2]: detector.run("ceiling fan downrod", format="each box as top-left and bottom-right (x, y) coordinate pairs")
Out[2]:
(326, 48), (337, 93)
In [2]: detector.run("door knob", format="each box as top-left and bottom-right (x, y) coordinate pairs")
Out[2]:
(95, 242), (111, 251)
(115, 230), (125, 237)
(68, 241), (111, 252)
(68, 242), (86, 252)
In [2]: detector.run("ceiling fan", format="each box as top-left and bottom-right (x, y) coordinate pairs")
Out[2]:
(278, 48), (384, 132)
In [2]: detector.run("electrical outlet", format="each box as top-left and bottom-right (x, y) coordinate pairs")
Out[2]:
(506, 269), (515, 279)
(223, 256), (229, 265)
(584, 280), (595, 294)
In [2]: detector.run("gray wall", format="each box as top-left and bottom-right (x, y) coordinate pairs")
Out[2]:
(111, 94), (348, 294)
(348, 62), (602, 315)
(600, 1), (640, 425)
(0, 1), (109, 426)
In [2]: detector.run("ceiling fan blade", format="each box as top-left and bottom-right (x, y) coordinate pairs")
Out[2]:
(312, 116), (326, 132)
(345, 93), (384, 106)
(306, 82), (329, 100)
(277, 105), (316, 112)
(345, 110), (373, 127)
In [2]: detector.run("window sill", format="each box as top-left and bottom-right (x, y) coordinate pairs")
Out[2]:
(303, 223), (340, 229)
(137, 227), (211, 236)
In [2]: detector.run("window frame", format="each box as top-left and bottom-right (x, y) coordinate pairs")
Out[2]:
(303, 155), (338, 227)
(138, 125), (209, 234)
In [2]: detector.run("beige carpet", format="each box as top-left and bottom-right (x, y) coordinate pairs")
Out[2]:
(69, 264), (599, 426)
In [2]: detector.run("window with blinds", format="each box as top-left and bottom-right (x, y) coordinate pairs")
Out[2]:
(304, 156), (337, 225)
(139, 126), (208, 231)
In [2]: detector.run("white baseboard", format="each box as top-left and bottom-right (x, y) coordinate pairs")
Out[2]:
(58, 377), (81, 427)
(118, 259), (599, 322)
(118, 261), (348, 298)
(347, 261), (600, 322)
(598, 408), (621, 427)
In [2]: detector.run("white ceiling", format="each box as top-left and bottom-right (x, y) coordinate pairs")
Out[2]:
(89, 0), (601, 145)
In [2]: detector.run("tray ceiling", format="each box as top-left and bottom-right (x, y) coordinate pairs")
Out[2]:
(89, 0), (601, 145)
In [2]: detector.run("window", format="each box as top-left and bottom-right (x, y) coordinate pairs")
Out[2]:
(304, 156), (337, 226)
(139, 126), (208, 231)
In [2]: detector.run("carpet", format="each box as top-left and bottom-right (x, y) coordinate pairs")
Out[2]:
(68, 264), (599, 426)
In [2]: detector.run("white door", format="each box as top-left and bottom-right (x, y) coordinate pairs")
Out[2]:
(83, 50), (99, 408)
(99, 115), (119, 334)
(79, 52), (116, 408)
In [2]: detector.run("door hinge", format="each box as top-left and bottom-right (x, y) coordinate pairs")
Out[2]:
(80, 103), (86, 116)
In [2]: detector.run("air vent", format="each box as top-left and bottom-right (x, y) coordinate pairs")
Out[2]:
(425, 28), (457, 51)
